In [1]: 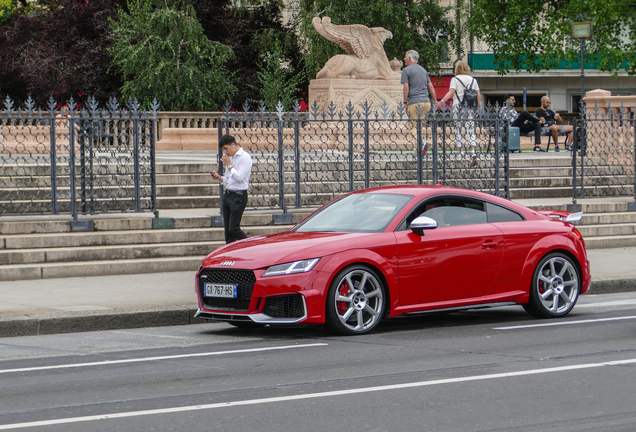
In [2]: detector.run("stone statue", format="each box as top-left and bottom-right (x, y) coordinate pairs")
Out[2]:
(312, 16), (398, 80)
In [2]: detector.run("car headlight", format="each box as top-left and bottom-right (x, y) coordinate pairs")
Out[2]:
(262, 258), (321, 277)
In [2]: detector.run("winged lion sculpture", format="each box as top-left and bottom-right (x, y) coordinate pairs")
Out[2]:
(312, 16), (397, 80)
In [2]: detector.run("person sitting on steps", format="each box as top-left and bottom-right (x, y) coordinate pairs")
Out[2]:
(535, 96), (574, 152)
(501, 94), (544, 152)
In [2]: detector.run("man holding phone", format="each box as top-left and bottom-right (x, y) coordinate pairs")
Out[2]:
(210, 134), (253, 243)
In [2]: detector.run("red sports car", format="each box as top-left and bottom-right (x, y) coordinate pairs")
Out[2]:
(195, 186), (590, 335)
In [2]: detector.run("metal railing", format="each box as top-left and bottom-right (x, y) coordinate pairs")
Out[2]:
(0, 96), (159, 219)
(217, 101), (509, 212)
(573, 104), (636, 205)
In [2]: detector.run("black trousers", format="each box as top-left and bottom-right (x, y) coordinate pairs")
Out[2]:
(221, 190), (248, 243)
(512, 111), (542, 144)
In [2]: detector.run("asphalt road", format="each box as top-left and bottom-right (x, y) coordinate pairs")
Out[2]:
(1, 292), (636, 432)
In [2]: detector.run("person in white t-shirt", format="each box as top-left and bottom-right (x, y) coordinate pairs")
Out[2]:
(436, 62), (481, 165)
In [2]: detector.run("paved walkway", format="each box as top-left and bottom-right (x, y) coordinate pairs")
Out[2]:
(0, 245), (634, 338)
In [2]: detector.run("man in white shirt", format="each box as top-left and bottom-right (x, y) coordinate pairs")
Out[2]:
(210, 134), (253, 243)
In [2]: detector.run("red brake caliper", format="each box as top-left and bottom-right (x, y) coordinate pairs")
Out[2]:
(337, 282), (350, 314)
(539, 270), (546, 294)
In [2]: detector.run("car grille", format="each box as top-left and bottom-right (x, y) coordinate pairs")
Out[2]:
(198, 269), (256, 312)
(262, 294), (305, 318)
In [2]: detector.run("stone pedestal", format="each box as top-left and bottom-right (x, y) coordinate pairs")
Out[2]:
(582, 89), (636, 164)
(584, 89), (636, 114)
(308, 78), (403, 115)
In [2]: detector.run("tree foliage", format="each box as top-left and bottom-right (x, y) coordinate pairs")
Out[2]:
(250, 40), (302, 110)
(108, 0), (235, 111)
(298, 0), (454, 78)
(0, 0), (125, 106)
(193, 0), (305, 107)
(470, 0), (636, 75)
(0, 0), (16, 26)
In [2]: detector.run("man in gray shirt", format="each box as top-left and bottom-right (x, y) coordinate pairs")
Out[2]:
(401, 50), (436, 154)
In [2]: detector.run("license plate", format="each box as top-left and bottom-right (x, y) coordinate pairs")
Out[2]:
(204, 283), (238, 298)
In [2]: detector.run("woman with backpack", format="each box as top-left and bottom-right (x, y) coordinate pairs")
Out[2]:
(436, 61), (481, 165)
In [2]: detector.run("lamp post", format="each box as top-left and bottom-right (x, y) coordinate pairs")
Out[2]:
(569, 21), (592, 208)
(572, 21), (592, 118)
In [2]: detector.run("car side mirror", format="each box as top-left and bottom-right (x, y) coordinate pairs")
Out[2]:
(410, 216), (438, 236)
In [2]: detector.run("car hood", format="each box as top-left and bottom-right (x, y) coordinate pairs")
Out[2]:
(202, 231), (390, 269)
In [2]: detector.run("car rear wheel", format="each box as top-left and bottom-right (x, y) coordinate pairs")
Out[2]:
(523, 252), (580, 318)
(326, 265), (385, 335)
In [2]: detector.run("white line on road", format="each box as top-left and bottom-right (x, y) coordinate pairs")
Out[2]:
(577, 299), (636, 308)
(2, 357), (636, 430)
(493, 315), (636, 330)
(0, 343), (328, 375)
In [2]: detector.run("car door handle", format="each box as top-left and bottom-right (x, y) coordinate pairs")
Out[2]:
(482, 241), (499, 249)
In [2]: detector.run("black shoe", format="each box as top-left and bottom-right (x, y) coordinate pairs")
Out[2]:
(533, 146), (544, 152)
(555, 145), (560, 152)
(565, 145), (572, 151)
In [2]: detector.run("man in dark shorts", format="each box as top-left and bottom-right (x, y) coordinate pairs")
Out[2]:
(536, 96), (574, 152)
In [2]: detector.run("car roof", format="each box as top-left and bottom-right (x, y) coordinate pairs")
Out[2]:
(350, 185), (532, 214)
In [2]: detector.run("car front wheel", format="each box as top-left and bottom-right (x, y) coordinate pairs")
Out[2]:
(523, 252), (581, 318)
(326, 265), (385, 335)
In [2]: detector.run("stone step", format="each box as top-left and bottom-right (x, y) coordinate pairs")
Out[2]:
(0, 225), (290, 250)
(580, 212), (636, 225)
(577, 223), (636, 237)
(0, 256), (204, 280)
(0, 211), (309, 235)
(510, 185), (635, 199)
(584, 234), (636, 249)
(509, 167), (573, 178)
(0, 240), (225, 265)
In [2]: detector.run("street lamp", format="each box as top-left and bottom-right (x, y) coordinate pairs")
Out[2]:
(569, 21), (592, 208)
(572, 21), (592, 117)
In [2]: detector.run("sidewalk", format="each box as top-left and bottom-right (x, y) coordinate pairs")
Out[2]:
(0, 247), (634, 338)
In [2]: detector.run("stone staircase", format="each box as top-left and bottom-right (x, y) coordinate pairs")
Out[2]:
(0, 154), (634, 281)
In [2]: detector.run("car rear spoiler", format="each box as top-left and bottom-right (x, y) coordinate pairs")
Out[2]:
(538, 210), (583, 223)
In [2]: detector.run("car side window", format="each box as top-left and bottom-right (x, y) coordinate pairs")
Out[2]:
(486, 202), (524, 223)
(399, 197), (487, 230)
(438, 203), (487, 227)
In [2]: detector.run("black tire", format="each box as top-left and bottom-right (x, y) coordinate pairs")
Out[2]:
(523, 252), (581, 318)
(325, 265), (385, 335)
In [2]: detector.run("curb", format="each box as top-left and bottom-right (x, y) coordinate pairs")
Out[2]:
(0, 282), (634, 338)
(0, 306), (210, 338)
(589, 279), (636, 295)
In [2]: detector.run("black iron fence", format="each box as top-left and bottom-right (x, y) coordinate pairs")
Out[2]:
(2, 97), (634, 218)
(572, 104), (636, 204)
(218, 102), (509, 212)
(0, 96), (159, 219)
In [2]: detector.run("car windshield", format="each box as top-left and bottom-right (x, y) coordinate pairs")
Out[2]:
(294, 193), (413, 233)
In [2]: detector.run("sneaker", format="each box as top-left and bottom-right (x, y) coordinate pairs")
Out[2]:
(533, 146), (544, 152)
(565, 145), (573, 151)
(555, 145), (560, 152)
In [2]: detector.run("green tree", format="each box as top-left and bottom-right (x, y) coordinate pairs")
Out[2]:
(193, 0), (305, 107)
(470, 0), (636, 75)
(0, 0), (16, 26)
(109, 0), (235, 110)
(251, 40), (302, 110)
(298, 0), (454, 78)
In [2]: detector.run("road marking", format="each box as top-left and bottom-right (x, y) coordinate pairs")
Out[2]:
(494, 315), (636, 330)
(577, 299), (636, 308)
(0, 343), (328, 375)
(2, 357), (636, 430)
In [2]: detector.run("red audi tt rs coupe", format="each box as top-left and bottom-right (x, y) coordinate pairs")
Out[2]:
(195, 186), (590, 335)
